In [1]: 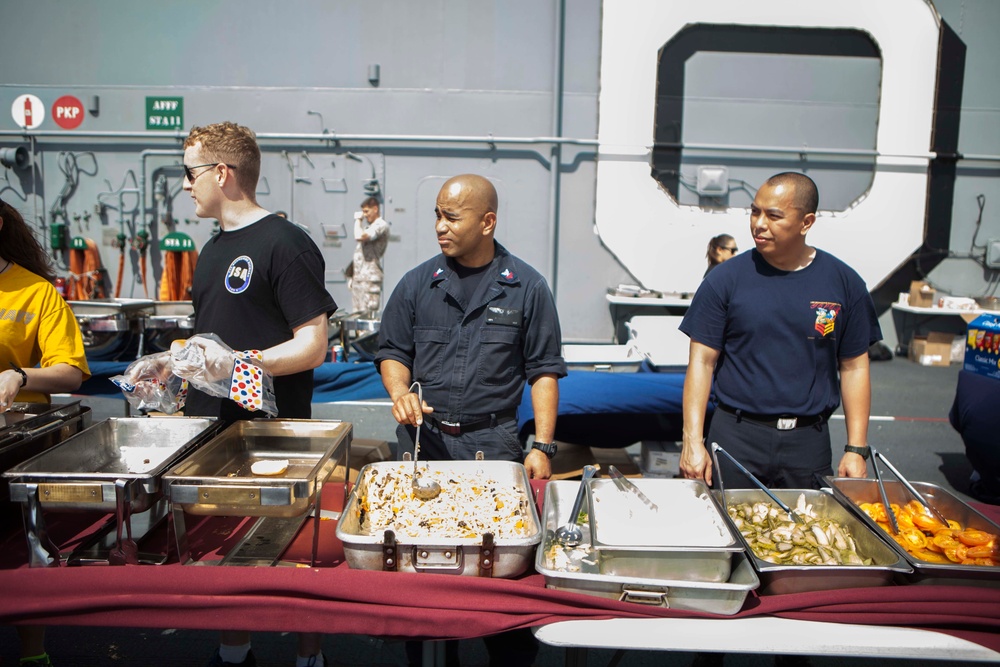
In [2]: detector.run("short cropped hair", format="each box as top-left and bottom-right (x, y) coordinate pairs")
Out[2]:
(184, 122), (261, 197)
(765, 172), (819, 214)
(361, 196), (380, 209)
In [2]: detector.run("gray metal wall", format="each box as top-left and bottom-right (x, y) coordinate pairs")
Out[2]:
(1, 0), (998, 347)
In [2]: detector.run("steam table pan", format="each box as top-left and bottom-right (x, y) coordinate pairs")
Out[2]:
(538, 481), (758, 614)
(826, 477), (1000, 587)
(337, 460), (541, 577)
(163, 419), (352, 518)
(716, 488), (911, 595)
(4, 416), (220, 513)
(587, 477), (741, 583)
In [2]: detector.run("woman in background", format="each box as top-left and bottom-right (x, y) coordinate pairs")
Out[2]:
(704, 233), (738, 277)
(0, 197), (90, 667)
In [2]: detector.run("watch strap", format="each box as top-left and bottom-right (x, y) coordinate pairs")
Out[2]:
(531, 441), (557, 459)
(9, 363), (27, 388)
(844, 444), (870, 460)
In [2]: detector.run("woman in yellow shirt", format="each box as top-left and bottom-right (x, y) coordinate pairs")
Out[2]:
(0, 196), (90, 667)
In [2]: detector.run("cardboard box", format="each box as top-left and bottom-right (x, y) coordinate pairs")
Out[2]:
(909, 281), (936, 308)
(964, 313), (1000, 380)
(640, 440), (681, 477)
(909, 331), (953, 366)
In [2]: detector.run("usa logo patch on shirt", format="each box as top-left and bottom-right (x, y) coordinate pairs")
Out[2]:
(225, 255), (254, 294)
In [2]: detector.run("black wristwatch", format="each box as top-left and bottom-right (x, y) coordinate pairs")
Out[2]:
(844, 444), (871, 460)
(8, 363), (27, 388)
(531, 441), (557, 459)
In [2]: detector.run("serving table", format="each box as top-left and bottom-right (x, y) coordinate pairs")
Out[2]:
(1, 480), (999, 664)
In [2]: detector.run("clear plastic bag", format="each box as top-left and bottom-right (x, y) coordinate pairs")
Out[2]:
(170, 334), (278, 416)
(110, 352), (188, 414)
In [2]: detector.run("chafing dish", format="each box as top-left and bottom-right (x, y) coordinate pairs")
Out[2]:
(5, 417), (220, 513)
(827, 477), (1000, 586)
(4, 416), (220, 567)
(587, 478), (740, 583)
(164, 419), (351, 518)
(68, 298), (154, 360)
(0, 401), (91, 523)
(537, 481), (758, 614)
(717, 488), (911, 595)
(337, 460), (541, 577)
(143, 301), (195, 352)
(164, 419), (352, 566)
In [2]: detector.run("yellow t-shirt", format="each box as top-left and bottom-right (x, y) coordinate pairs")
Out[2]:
(0, 263), (90, 403)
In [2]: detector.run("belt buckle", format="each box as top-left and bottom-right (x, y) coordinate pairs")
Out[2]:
(777, 417), (797, 431)
(440, 420), (461, 436)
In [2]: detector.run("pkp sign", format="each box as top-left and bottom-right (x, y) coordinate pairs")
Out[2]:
(53, 95), (84, 129)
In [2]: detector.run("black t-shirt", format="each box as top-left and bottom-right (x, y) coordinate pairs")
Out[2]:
(186, 215), (336, 422)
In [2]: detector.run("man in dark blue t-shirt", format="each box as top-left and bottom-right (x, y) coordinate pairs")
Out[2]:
(679, 172), (882, 490)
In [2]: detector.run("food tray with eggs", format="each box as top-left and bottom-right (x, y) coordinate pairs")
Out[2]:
(336, 460), (541, 577)
(537, 480), (758, 613)
(826, 477), (1000, 586)
(163, 419), (351, 518)
(5, 417), (221, 513)
(715, 488), (911, 595)
(586, 478), (741, 583)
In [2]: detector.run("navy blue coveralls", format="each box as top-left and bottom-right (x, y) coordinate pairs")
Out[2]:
(375, 242), (567, 462)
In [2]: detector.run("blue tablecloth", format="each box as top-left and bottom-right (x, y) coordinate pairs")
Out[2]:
(80, 362), (694, 448)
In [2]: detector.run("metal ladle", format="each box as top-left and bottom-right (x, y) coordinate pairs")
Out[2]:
(555, 465), (597, 546)
(409, 381), (441, 501)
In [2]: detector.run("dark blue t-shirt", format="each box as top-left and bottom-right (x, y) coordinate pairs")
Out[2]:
(679, 249), (881, 416)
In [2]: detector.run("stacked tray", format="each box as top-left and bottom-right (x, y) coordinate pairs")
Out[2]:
(337, 460), (541, 577)
(827, 477), (1000, 586)
(716, 488), (911, 595)
(586, 478), (741, 583)
(537, 480), (758, 613)
(164, 419), (351, 518)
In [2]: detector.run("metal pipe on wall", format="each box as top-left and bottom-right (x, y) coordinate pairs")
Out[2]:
(548, 0), (566, 298)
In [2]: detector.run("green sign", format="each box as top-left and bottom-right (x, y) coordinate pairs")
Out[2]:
(160, 231), (195, 251)
(146, 96), (184, 130)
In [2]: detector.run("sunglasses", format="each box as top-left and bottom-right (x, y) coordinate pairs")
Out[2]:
(720, 246), (738, 254)
(183, 162), (236, 182)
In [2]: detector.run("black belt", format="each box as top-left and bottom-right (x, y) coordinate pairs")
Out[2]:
(717, 402), (829, 430)
(425, 408), (518, 436)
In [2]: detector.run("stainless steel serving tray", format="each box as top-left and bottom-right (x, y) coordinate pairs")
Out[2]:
(0, 402), (92, 525)
(164, 419), (351, 518)
(337, 460), (541, 577)
(4, 417), (220, 513)
(537, 481), (758, 614)
(587, 478), (741, 583)
(716, 488), (911, 595)
(0, 401), (85, 447)
(826, 477), (1000, 586)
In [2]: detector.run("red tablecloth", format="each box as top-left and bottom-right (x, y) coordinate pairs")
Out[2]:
(2, 482), (999, 654)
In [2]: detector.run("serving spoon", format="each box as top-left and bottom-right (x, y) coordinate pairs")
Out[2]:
(409, 381), (441, 501)
(555, 465), (597, 547)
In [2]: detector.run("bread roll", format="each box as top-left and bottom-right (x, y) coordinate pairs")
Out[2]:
(251, 459), (289, 476)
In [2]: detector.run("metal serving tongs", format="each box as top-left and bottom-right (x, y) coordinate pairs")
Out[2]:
(408, 381), (441, 501)
(711, 442), (805, 525)
(607, 465), (658, 513)
(869, 446), (949, 535)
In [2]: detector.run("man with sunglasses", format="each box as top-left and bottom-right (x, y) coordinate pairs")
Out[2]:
(181, 121), (336, 667)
